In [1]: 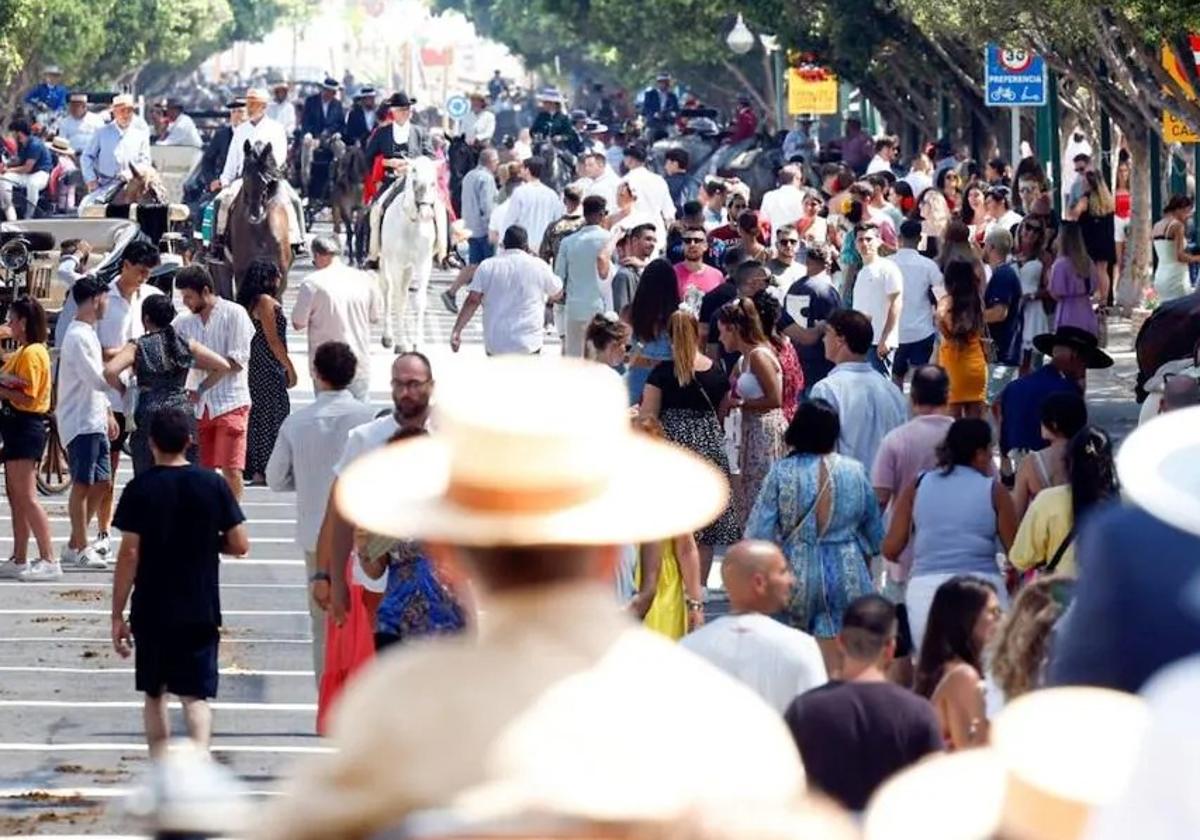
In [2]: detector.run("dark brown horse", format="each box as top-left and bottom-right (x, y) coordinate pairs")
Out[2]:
(1135, 289), (1200, 401)
(328, 135), (367, 259)
(102, 162), (170, 205)
(226, 140), (292, 297)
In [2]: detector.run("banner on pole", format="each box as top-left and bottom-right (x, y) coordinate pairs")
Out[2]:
(787, 70), (838, 115)
(1161, 41), (1200, 144)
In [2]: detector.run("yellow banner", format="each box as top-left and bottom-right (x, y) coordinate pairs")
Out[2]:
(787, 72), (838, 116)
(1161, 43), (1199, 143)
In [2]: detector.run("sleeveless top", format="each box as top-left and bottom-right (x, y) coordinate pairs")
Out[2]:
(911, 466), (999, 577)
(735, 345), (778, 401)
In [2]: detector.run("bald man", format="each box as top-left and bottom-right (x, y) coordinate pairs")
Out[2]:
(680, 541), (827, 712)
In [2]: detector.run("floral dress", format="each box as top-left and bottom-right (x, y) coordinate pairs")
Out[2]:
(745, 453), (883, 637)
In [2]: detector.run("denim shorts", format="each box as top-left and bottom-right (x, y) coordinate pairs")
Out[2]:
(468, 236), (494, 265)
(893, 333), (936, 379)
(66, 432), (112, 485)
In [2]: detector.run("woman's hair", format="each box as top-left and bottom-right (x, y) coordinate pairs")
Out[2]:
(988, 576), (1072, 701)
(915, 575), (998, 698)
(584, 312), (628, 359)
(717, 296), (768, 346)
(1084, 170), (1115, 216)
(785, 398), (839, 455)
(891, 180), (916, 216)
(917, 188), (950, 230)
(1066, 425), (1117, 528)
(667, 309), (700, 386)
(750, 289), (783, 347)
(141, 294), (177, 331)
(8, 295), (47, 344)
(1164, 193), (1194, 214)
(942, 259), (985, 343)
(629, 259), (680, 343)
(1057, 221), (1093, 284)
(937, 219), (975, 271)
(1040, 391), (1088, 441)
(935, 417), (992, 473)
(959, 182), (987, 225)
(1013, 157), (1046, 187)
(935, 166), (961, 193)
(237, 257), (282, 310)
(1115, 158), (1131, 190)
(1016, 216), (1049, 260)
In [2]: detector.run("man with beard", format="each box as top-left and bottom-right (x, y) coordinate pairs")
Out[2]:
(314, 352), (434, 625)
(171, 265), (254, 500)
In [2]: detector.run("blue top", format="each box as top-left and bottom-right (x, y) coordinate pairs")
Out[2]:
(911, 466), (999, 577)
(809, 361), (908, 470)
(18, 136), (53, 174)
(555, 224), (612, 320)
(985, 263), (1024, 366)
(998, 364), (1080, 453)
(24, 83), (67, 112)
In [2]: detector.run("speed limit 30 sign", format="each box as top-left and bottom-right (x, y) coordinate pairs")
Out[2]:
(985, 44), (1047, 107)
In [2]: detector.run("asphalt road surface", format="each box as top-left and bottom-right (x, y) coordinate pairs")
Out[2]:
(0, 242), (1144, 836)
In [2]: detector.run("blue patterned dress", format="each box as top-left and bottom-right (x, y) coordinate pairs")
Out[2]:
(745, 453), (883, 637)
(374, 540), (466, 649)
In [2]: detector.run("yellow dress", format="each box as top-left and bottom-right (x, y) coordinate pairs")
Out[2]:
(635, 539), (685, 640)
(937, 326), (987, 404)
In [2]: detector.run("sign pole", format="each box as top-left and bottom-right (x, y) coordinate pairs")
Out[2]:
(1149, 129), (1162, 216)
(1011, 107), (1021, 166)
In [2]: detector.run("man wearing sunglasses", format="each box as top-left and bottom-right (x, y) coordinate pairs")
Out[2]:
(674, 227), (724, 298)
(767, 224), (805, 287)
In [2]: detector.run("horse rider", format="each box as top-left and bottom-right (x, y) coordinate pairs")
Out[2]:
(530, 87), (582, 155)
(363, 91), (433, 268)
(80, 93), (152, 209)
(194, 98), (244, 198)
(266, 81), (296, 137)
(728, 95), (759, 145)
(58, 92), (104, 154)
(212, 87), (305, 248)
(641, 72), (680, 126)
(24, 65), (68, 113)
(344, 86), (378, 147)
(301, 77), (346, 138)
(459, 91), (495, 148)
(1, 118), (53, 220)
(157, 98), (202, 147)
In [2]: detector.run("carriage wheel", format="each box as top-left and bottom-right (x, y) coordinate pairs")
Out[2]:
(37, 416), (72, 496)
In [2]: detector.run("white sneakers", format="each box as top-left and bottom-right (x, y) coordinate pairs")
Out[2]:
(18, 559), (63, 581)
(60, 544), (108, 571)
(91, 532), (111, 560)
(0, 558), (25, 579)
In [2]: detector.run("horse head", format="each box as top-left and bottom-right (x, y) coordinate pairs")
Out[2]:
(125, 162), (168, 205)
(404, 156), (438, 222)
(241, 141), (281, 222)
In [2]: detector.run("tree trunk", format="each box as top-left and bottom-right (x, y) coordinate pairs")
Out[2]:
(1122, 124), (1152, 307)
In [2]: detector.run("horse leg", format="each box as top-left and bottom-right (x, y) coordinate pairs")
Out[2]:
(378, 256), (396, 348)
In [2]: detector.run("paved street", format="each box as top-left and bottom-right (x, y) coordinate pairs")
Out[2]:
(0, 244), (1143, 836)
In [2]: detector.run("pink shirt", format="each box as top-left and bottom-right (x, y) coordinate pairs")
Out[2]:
(674, 262), (724, 299)
(870, 414), (955, 580)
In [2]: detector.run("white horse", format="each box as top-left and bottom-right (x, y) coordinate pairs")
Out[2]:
(379, 156), (439, 351)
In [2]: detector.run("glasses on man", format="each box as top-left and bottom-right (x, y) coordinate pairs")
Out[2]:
(683, 236), (706, 245)
(393, 378), (431, 390)
(777, 238), (799, 246)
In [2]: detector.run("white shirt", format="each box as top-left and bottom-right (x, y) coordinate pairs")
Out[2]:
(161, 113), (202, 148)
(174, 298), (253, 418)
(266, 100), (296, 134)
(890, 248), (944, 344)
(391, 120), (412, 146)
(459, 109), (496, 144)
(95, 280), (164, 412)
(266, 390), (376, 552)
(987, 209), (1024, 236)
(333, 413), (402, 476)
(291, 258), (383, 379)
(55, 320), (109, 446)
(680, 613), (828, 713)
(221, 115), (289, 187)
(59, 111), (104, 154)
(622, 164), (676, 224)
(903, 170), (932, 197)
(759, 184), (806, 233)
(852, 257), (904, 348)
(866, 153), (893, 175)
(582, 168), (620, 212)
(468, 249), (562, 354)
(501, 180), (565, 252)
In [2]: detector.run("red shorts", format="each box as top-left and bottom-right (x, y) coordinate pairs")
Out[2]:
(198, 405), (250, 470)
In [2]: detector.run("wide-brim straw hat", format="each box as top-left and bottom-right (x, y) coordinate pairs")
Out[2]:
(49, 137), (75, 157)
(336, 357), (728, 546)
(244, 88), (269, 103)
(864, 687), (1148, 840)
(110, 93), (135, 110)
(1117, 404), (1200, 537)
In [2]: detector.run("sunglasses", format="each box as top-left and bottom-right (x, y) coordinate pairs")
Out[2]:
(1023, 225), (1044, 234)
(683, 237), (706, 245)
(777, 238), (799, 245)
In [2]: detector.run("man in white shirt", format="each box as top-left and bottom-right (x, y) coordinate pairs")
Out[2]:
(984, 185), (1023, 236)
(59, 92), (104, 154)
(267, 341), (375, 684)
(866, 136), (898, 175)
(681, 541), (827, 713)
(158, 100), (202, 147)
(172, 265), (254, 500)
(450, 225), (563, 355)
(889, 219), (944, 386)
(499, 157), (564, 254)
(621, 142), (675, 228)
(759, 163), (806, 236)
(292, 235), (382, 401)
(265, 82), (296, 135)
(577, 151), (619, 211)
(459, 92), (496, 147)
(850, 221), (903, 376)
(56, 276), (119, 576)
(94, 240), (163, 560)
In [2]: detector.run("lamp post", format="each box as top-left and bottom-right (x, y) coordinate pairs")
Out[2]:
(725, 14), (782, 130)
(726, 13), (754, 55)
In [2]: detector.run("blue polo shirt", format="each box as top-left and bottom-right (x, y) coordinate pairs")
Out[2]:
(19, 136), (53, 174)
(998, 364), (1081, 453)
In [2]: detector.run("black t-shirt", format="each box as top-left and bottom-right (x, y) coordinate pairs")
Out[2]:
(784, 274), (843, 387)
(784, 680), (943, 811)
(985, 262), (1024, 366)
(646, 360), (730, 411)
(113, 464), (245, 630)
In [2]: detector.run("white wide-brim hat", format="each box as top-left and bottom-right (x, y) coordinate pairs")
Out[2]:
(110, 93), (135, 109)
(337, 357), (729, 546)
(1117, 404), (1200, 537)
(864, 687), (1148, 840)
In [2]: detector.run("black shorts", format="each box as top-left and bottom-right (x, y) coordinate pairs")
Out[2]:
(894, 603), (914, 658)
(112, 412), (129, 455)
(0, 410), (46, 462)
(134, 624), (220, 699)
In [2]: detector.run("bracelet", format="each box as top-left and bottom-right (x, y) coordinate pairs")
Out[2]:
(685, 597), (704, 611)
(308, 571), (331, 584)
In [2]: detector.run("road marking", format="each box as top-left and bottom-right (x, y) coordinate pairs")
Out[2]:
(0, 666), (314, 676)
(0, 786), (283, 799)
(0, 700), (315, 711)
(0, 742), (328, 754)
(0, 609), (307, 616)
(0, 582), (306, 590)
(0, 636), (312, 644)
(0, 516), (297, 525)
(0, 536), (297, 545)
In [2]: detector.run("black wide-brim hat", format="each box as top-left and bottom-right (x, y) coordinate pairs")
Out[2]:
(1032, 326), (1114, 369)
(387, 92), (414, 108)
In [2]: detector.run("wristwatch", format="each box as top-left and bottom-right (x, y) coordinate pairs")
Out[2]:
(308, 571), (331, 584)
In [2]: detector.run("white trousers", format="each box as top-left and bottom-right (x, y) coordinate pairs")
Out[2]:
(1, 171), (50, 216)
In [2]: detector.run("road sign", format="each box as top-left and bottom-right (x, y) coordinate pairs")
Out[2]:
(984, 45), (1047, 107)
(446, 95), (470, 120)
(1161, 41), (1200, 144)
(787, 71), (838, 115)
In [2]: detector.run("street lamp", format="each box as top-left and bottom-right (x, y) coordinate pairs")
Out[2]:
(726, 13), (755, 55)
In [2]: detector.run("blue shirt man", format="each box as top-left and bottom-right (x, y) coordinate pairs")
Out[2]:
(555, 196), (613, 357)
(25, 71), (68, 112)
(81, 102), (152, 193)
(17, 134), (53, 174)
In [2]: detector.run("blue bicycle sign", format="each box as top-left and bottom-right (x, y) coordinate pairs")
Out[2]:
(985, 45), (1047, 107)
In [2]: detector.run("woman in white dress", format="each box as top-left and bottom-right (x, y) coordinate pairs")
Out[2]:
(1015, 216), (1052, 373)
(1151, 194), (1200, 303)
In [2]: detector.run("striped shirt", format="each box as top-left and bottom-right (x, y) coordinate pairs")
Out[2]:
(173, 298), (253, 418)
